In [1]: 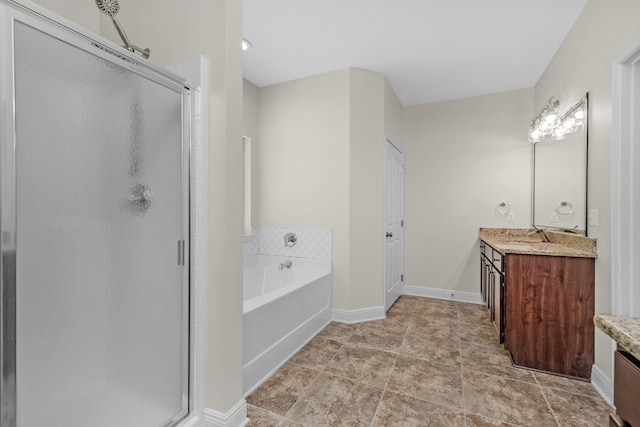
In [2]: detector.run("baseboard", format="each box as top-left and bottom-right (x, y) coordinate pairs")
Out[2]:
(403, 285), (483, 304)
(591, 364), (613, 406)
(332, 306), (385, 324)
(202, 400), (249, 427)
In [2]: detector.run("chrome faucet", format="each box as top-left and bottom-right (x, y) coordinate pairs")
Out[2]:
(530, 225), (551, 243)
(279, 260), (292, 270)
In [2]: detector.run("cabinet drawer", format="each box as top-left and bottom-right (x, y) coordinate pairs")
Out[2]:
(491, 250), (503, 272)
(614, 350), (640, 426)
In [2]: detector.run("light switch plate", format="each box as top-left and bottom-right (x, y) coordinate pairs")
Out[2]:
(589, 209), (599, 226)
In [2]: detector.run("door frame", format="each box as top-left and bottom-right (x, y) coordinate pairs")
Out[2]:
(384, 136), (405, 312)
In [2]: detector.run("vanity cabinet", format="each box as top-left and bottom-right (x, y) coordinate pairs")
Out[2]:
(504, 254), (594, 379)
(480, 242), (504, 343)
(480, 238), (595, 379)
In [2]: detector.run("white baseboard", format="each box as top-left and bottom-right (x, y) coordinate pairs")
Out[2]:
(332, 306), (385, 324)
(404, 284), (483, 305)
(202, 400), (249, 427)
(591, 364), (613, 406)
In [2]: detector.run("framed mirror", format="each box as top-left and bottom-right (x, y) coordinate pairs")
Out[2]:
(533, 94), (588, 234)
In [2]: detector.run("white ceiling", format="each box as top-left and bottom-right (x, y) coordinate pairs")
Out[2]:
(243, 0), (588, 106)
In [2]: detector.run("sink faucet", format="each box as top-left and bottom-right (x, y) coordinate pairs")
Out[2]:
(530, 226), (551, 243)
(279, 260), (292, 270)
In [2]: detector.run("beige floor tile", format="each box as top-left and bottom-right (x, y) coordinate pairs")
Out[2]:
(387, 356), (464, 410)
(371, 390), (465, 426)
(247, 363), (320, 416)
(316, 322), (359, 343)
(247, 404), (304, 427)
(286, 373), (383, 427)
(399, 331), (460, 367)
(414, 302), (459, 322)
(463, 370), (556, 426)
(387, 296), (418, 315)
(457, 303), (492, 326)
(410, 315), (459, 338)
(248, 295), (612, 426)
(532, 371), (600, 398)
(366, 311), (413, 331)
(542, 386), (612, 427)
(458, 320), (500, 345)
(464, 413), (521, 426)
(348, 322), (405, 352)
(288, 337), (343, 370)
(460, 341), (535, 383)
(324, 344), (397, 388)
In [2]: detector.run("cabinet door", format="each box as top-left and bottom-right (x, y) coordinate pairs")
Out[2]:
(492, 273), (504, 343)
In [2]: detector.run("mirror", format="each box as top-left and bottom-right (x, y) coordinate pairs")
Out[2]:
(533, 94), (588, 234)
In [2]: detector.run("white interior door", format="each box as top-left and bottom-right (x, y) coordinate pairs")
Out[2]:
(384, 138), (404, 312)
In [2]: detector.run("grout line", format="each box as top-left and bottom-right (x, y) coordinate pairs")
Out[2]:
(457, 303), (469, 427)
(368, 388), (387, 427)
(534, 374), (562, 427)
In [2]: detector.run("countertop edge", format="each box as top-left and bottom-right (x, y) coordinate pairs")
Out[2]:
(594, 314), (640, 361)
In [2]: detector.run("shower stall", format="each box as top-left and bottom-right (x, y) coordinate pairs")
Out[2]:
(1, 3), (192, 426)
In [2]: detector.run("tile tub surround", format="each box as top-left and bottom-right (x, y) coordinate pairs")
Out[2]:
(480, 227), (597, 258)
(595, 315), (640, 360)
(244, 227), (333, 261)
(246, 296), (612, 426)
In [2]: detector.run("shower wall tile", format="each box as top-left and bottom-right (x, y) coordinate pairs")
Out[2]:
(257, 227), (333, 261)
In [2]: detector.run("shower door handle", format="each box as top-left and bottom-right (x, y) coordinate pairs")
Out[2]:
(386, 232), (393, 238)
(177, 239), (185, 266)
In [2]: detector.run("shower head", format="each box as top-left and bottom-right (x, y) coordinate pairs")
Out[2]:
(95, 0), (119, 17)
(94, 0), (150, 59)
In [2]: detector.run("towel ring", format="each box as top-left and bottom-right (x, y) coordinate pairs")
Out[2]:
(495, 202), (510, 218)
(555, 201), (574, 216)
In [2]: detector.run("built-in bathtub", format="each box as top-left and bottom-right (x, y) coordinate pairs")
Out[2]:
(242, 255), (332, 395)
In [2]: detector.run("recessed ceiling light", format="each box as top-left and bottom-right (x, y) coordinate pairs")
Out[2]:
(242, 39), (252, 51)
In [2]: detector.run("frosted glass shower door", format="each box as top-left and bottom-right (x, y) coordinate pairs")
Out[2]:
(10, 19), (189, 427)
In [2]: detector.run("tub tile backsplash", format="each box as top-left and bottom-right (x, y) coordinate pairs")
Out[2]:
(245, 227), (332, 261)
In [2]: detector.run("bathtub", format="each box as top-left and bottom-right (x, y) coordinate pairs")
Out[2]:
(242, 255), (332, 395)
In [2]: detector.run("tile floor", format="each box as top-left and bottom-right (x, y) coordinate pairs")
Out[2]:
(246, 296), (613, 426)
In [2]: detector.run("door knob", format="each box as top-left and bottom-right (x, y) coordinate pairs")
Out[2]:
(386, 232), (393, 238)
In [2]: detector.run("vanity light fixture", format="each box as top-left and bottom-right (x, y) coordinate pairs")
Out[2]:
(242, 38), (252, 51)
(528, 97), (560, 143)
(551, 97), (586, 141)
(528, 96), (586, 144)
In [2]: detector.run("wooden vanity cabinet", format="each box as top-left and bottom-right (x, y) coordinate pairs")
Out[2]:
(504, 254), (595, 379)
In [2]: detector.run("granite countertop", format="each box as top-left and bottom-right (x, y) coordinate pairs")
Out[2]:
(480, 228), (597, 258)
(595, 315), (640, 361)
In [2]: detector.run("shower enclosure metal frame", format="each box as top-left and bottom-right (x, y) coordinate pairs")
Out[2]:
(0, 1), (193, 425)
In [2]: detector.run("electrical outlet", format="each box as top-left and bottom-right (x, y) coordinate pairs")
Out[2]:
(589, 209), (599, 226)
(550, 212), (559, 223)
(508, 212), (516, 222)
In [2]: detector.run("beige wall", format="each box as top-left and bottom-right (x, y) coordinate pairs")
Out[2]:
(403, 89), (534, 294)
(29, 0), (99, 33)
(243, 79), (260, 228)
(258, 69), (352, 307)
(535, 0), (640, 382)
(348, 68), (385, 308)
(384, 78), (404, 145)
(257, 68), (395, 310)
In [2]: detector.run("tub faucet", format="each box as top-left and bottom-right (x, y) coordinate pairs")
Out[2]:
(279, 260), (292, 270)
